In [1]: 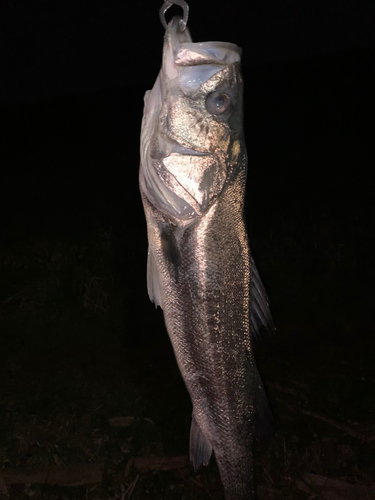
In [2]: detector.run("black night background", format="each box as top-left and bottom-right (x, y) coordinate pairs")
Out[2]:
(0, 0), (374, 498)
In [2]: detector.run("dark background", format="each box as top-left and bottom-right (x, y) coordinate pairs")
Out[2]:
(1, 0), (374, 309)
(1, 0), (374, 233)
(0, 0), (374, 498)
(1, 0), (374, 347)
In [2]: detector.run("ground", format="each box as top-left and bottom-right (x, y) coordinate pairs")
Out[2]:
(0, 207), (373, 499)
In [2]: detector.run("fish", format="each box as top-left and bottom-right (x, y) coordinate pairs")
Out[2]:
(139, 15), (274, 500)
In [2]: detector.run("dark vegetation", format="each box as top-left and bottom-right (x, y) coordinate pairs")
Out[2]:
(1, 47), (374, 499)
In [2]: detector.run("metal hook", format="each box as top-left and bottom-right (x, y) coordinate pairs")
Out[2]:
(159, 0), (189, 31)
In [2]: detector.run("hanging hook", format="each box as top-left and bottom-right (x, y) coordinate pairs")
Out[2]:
(159, 0), (189, 31)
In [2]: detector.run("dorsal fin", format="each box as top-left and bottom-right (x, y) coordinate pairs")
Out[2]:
(250, 254), (275, 341)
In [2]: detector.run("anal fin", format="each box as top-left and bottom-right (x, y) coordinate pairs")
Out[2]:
(189, 414), (212, 470)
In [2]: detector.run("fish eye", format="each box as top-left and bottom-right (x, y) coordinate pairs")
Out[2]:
(205, 91), (233, 116)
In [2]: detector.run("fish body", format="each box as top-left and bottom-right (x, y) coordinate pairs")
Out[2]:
(139, 17), (273, 499)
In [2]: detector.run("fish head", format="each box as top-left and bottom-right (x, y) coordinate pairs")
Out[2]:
(140, 16), (246, 220)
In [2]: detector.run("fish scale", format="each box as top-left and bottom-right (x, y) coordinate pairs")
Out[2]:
(140, 13), (274, 499)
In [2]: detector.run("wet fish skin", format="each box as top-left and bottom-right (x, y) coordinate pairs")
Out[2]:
(139, 17), (273, 499)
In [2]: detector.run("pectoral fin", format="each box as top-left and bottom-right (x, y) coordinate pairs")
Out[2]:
(160, 222), (181, 283)
(147, 248), (163, 309)
(189, 414), (213, 470)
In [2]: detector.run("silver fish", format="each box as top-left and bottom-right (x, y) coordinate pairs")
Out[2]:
(139, 15), (274, 500)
